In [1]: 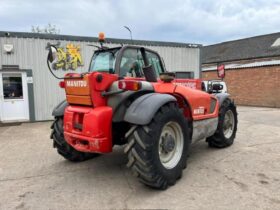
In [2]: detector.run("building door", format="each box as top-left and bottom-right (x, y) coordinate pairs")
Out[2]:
(0, 72), (29, 122)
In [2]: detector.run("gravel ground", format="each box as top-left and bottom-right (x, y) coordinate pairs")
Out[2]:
(0, 106), (279, 210)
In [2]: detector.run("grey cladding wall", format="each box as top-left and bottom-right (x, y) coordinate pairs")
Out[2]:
(0, 34), (200, 121)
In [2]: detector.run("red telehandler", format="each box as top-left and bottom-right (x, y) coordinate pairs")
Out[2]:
(47, 33), (237, 189)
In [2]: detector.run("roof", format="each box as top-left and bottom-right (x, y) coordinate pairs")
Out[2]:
(203, 59), (280, 71)
(0, 31), (201, 48)
(202, 32), (280, 64)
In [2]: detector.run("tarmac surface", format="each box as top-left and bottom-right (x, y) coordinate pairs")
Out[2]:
(0, 106), (279, 210)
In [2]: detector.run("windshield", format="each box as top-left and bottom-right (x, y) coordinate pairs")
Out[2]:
(89, 49), (119, 73)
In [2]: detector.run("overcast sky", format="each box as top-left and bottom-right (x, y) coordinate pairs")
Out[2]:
(1, 0), (280, 45)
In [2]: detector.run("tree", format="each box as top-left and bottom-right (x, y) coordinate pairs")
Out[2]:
(31, 23), (60, 34)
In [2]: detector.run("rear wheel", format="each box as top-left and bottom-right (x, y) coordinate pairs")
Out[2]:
(125, 103), (190, 190)
(207, 99), (238, 148)
(50, 117), (98, 162)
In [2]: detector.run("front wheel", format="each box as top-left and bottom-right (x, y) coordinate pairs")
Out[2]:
(207, 99), (238, 148)
(50, 117), (98, 162)
(125, 103), (190, 190)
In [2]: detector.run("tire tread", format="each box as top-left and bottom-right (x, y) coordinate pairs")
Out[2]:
(207, 99), (238, 148)
(125, 102), (190, 190)
(50, 117), (98, 162)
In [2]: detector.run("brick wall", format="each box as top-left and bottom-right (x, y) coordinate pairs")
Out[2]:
(202, 66), (280, 108)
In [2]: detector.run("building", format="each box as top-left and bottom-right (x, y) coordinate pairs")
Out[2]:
(0, 31), (201, 122)
(202, 33), (280, 108)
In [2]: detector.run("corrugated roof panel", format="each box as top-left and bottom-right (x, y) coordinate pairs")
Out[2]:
(271, 38), (280, 47)
(203, 60), (280, 71)
(202, 32), (280, 64)
(0, 31), (201, 49)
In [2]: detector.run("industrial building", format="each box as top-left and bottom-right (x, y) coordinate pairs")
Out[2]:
(0, 31), (201, 122)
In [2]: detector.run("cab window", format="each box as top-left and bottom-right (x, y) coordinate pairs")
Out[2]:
(89, 49), (119, 73)
(146, 51), (164, 76)
(120, 49), (144, 77)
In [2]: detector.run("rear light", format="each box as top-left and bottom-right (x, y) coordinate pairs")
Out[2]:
(118, 80), (142, 91)
(73, 112), (84, 131)
(59, 81), (65, 88)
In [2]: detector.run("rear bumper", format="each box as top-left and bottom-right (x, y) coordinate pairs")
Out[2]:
(63, 106), (113, 153)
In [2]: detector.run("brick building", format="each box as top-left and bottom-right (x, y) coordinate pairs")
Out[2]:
(202, 33), (280, 108)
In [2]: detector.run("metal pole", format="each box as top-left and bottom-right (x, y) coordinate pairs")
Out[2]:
(124, 26), (133, 42)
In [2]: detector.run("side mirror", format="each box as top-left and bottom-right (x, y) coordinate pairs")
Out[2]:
(47, 45), (58, 63)
(140, 47), (157, 82)
(46, 42), (64, 79)
(142, 65), (158, 82)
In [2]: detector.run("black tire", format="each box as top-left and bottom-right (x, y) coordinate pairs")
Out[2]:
(125, 103), (190, 190)
(50, 117), (98, 162)
(207, 99), (238, 148)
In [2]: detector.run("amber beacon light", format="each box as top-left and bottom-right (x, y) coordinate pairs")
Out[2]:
(98, 32), (105, 42)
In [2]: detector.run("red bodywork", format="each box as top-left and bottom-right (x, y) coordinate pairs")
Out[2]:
(173, 79), (202, 90)
(62, 72), (219, 154)
(64, 106), (113, 153)
(63, 72), (118, 153)
(153, 82), (219, 121)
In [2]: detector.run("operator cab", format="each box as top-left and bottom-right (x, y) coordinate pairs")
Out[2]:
(88, 46), (166, 79)
(47, 32), (169, 83)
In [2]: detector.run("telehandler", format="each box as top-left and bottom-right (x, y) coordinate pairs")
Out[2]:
(48, 33), (237, 189)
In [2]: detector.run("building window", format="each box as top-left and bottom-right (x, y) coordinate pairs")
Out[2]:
(2, 74), (23, 100)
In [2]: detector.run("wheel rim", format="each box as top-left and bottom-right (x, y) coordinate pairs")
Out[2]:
(223, 110), (235, 138)
(158, 121), (184, 169)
